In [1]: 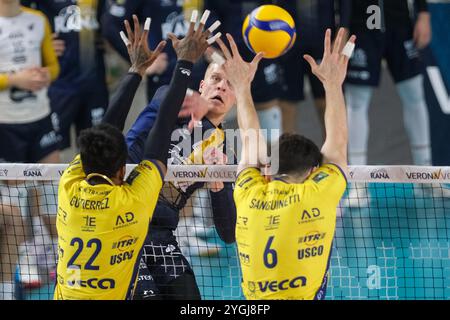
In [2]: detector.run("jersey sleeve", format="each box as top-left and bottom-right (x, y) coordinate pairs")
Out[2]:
(233, 167), (266, 206)
(124, 160), (164, 204)
(40, 12), (60, 81)
(305, 164), (347, 207)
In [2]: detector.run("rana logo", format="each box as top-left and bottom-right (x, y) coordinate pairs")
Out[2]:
(23, 169), (42, 177)
(370, 169), (390, 179)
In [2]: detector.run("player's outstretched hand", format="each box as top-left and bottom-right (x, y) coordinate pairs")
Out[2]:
(304, 28), (356, 89)
(216, 33), (264, 91)
(121, 15), (167, 77)
(168, 10), (219, 64)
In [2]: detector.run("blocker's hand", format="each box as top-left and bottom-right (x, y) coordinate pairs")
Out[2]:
(121, 15), (167, 77)
(304, 28), (356, 89)
(216, 33), (264, 90)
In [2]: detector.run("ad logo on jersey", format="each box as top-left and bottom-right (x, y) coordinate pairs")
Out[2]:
(248, 276), (307, 293)
(312, 172), (329, 183)
(298, 245), (324, 260)
(112, 235), (138, 251)
(265, 215), (280, 231)
(110, 250), (134, 265)
(298, 208), (322, 224)
(114, 212), (137, 229)
(67, 278), (115, 290)
(54, 5), (99, 34)
(239, 252), (250, 265)
(298, 232), (326, 246)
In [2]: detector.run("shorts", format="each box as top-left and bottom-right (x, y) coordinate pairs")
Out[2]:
(278, 35), (326, 102)
(133, 240), (201, 300)
(346, 27), (422, 86)
(49, 83), (108, 149)
(0, 115), (60, 163)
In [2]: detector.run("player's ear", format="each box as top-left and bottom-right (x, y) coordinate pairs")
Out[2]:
(199, 80), (205, 93)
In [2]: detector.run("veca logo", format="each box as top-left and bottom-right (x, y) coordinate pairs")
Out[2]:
(249, 276), (307, 293)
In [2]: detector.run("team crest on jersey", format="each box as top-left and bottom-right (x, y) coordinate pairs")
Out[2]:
(312, 172), (329, 183)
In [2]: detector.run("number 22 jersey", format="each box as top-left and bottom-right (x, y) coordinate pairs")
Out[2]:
(233, 164), (347, 300)
(54, 155), (163, 300)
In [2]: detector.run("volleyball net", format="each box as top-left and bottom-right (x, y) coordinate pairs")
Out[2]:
(0, 164), (449, 300)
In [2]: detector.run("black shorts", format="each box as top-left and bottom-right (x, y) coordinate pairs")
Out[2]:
(0, 115), (60, 163)
(49, 83), (108, 149)
(133, 240), (201, 300)
(278, 38), (325, 102)
(346, 27), (422, 86)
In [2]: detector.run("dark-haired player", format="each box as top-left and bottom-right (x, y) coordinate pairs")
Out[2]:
(221, 28), (355, 299)
(54, 14), (212, 299)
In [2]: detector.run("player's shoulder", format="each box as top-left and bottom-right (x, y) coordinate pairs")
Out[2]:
(20, 6), (47, 22)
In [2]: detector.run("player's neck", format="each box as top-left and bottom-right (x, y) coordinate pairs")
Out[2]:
(0, 3), (21, 17)
(205, 113), (225, 128)
(276, 173), (309, 184)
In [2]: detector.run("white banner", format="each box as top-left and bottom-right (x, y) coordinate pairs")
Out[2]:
(0, 164), (449, 183)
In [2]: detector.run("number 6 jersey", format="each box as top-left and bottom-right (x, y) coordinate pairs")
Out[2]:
(54, 155), (163, 300)
(233, 165), (347, 300)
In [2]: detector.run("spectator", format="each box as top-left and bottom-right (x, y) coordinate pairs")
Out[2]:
(274, 0), (351, 135)
(22, 0), (109, 154)
(345, 0), (432, 206)
(0, 0), (60, 289)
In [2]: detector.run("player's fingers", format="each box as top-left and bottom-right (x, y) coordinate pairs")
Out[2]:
(132, 15), (141, 47)
(152, 40), (167, 57)
(226, 33), (241, 59)
(340, 35), (356, 64)
(140, 18), (151, 47)
(324, 28), (331, 57)
(167, 33), (179, 47)
(216, 37), (232, 60)
(124, 20), (134, 44)
(251, 52), (265, 68)
(303, 54), (318, 70)
(187, 10), (198, 37)
(333, 28), (345, 55)
(120, 31), (131, 49)
(195, 10), (210, 37)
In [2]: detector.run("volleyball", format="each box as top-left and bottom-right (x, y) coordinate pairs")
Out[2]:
(242, 5), (297, 59)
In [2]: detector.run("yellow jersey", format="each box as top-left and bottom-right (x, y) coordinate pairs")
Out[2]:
(233, 164), (347, 300)
(54, 155), (163, 300)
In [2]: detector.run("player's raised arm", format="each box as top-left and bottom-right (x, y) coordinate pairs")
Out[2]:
(141, 10), (218, 174)
(101, 15), (166, 131)
(304, 28), (356, 173)
(216, 34), (265, 175)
